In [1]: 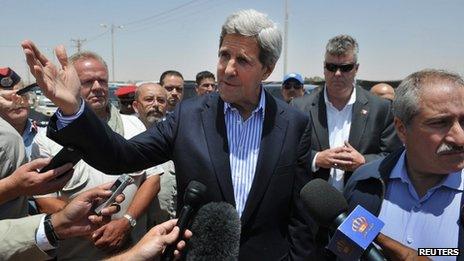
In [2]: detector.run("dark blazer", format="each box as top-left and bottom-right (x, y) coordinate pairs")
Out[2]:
(344, 148), (464, 260)
(47, 91), (318, 260)
(291, 86), (402, 184)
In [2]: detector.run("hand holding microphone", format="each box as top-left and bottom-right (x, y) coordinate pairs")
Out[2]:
(375, 233), (431, 261)
(105, 219), (192, 261)
(161, 180), (207, 261)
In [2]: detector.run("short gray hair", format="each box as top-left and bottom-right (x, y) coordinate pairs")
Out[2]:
(69, 51), (108, 71)
(220, 9), (282, 68)
(325, 34), (359, 62)
(393, 69), (464, 127)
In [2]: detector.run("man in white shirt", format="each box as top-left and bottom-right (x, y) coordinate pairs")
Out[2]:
(291, 34), (401, 190)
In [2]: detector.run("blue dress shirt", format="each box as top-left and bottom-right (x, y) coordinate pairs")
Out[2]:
(224, 89), (265, 217)
(22, 118), (39, 160)
(379, 151), (463, 261)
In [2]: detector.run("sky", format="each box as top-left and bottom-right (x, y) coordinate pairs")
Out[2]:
(2, 0), (463, 83)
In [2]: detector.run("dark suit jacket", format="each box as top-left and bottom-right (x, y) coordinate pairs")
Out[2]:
(47, 91), (318, 260)
(291, 86), (402, 185)
(344, 148), (464, 261)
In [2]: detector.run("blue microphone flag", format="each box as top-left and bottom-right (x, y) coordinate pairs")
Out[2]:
(328, 205), (385, 260)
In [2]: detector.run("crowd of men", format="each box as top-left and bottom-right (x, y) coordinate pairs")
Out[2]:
(0, 8), (462, 261)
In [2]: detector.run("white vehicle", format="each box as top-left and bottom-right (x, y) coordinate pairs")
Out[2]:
(34, 94), (58, 117)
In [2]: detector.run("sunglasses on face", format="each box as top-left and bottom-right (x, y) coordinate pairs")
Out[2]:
(325, 63), (356, 73)
(283, 82), (303, 90)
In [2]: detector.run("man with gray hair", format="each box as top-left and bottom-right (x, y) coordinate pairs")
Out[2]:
(133, 82), (167, 128)
(344, 69), (464, 254)
(292, 34), (401, 191)
(23, 8), (318, 260)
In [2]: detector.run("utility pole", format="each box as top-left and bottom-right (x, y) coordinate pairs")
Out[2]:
(71, 38), (86, 53)
(100, 23), (123, 82)
(283, 0), (289, 76)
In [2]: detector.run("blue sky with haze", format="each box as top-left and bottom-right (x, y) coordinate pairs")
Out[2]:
(2, 0), (463, 82)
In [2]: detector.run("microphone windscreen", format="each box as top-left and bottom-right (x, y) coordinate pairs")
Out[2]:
(299, 178), (348, 227)
(186, 202), (240, 261)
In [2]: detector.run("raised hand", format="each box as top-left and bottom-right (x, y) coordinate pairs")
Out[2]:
(0, 89), (23, 110)
(21, 40), (81, 115)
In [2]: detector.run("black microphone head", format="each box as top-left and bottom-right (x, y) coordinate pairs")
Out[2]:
(184, 180), (208, 208)
(186, 202), (241, 261)
(300, 178), (349, 227)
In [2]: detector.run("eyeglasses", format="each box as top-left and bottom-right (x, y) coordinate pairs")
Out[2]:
(283, 82), (303, 90)
(325, 63), (356, 73)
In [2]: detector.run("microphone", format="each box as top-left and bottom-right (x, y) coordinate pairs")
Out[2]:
(185, 202), (241, 261)
(161, 180), (208, 261)
(300, 178), (386, 261)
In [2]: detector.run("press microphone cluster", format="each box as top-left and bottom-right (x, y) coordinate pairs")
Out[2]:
(185, 201), (241, 261)
(300, 178), (386, 261)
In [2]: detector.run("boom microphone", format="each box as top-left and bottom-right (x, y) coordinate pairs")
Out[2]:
(161, 180), (208, 261)
(300, 178), (386, 261)
(185, 202), (241, 261)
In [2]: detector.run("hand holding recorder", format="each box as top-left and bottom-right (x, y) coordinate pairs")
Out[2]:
(0, 157), (73, 205)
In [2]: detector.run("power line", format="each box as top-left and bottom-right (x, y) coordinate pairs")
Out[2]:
(120, 0), (225, 35)
(71, 38), (86, 53)
(74, 0), (215, 50)
(121, 0), (202, 27)
(86, 29), (110, 43)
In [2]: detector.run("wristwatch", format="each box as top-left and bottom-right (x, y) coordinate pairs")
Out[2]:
(44, 214), (60, 247)
(123, 214), (137, 228)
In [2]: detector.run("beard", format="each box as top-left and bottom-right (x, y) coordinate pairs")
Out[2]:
(144, 109), (163, 128)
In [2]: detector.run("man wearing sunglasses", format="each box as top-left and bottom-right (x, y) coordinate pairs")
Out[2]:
(292, 34), (401, 192)
(0, 67), (40, 161)
(281, 72), (306, 103)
